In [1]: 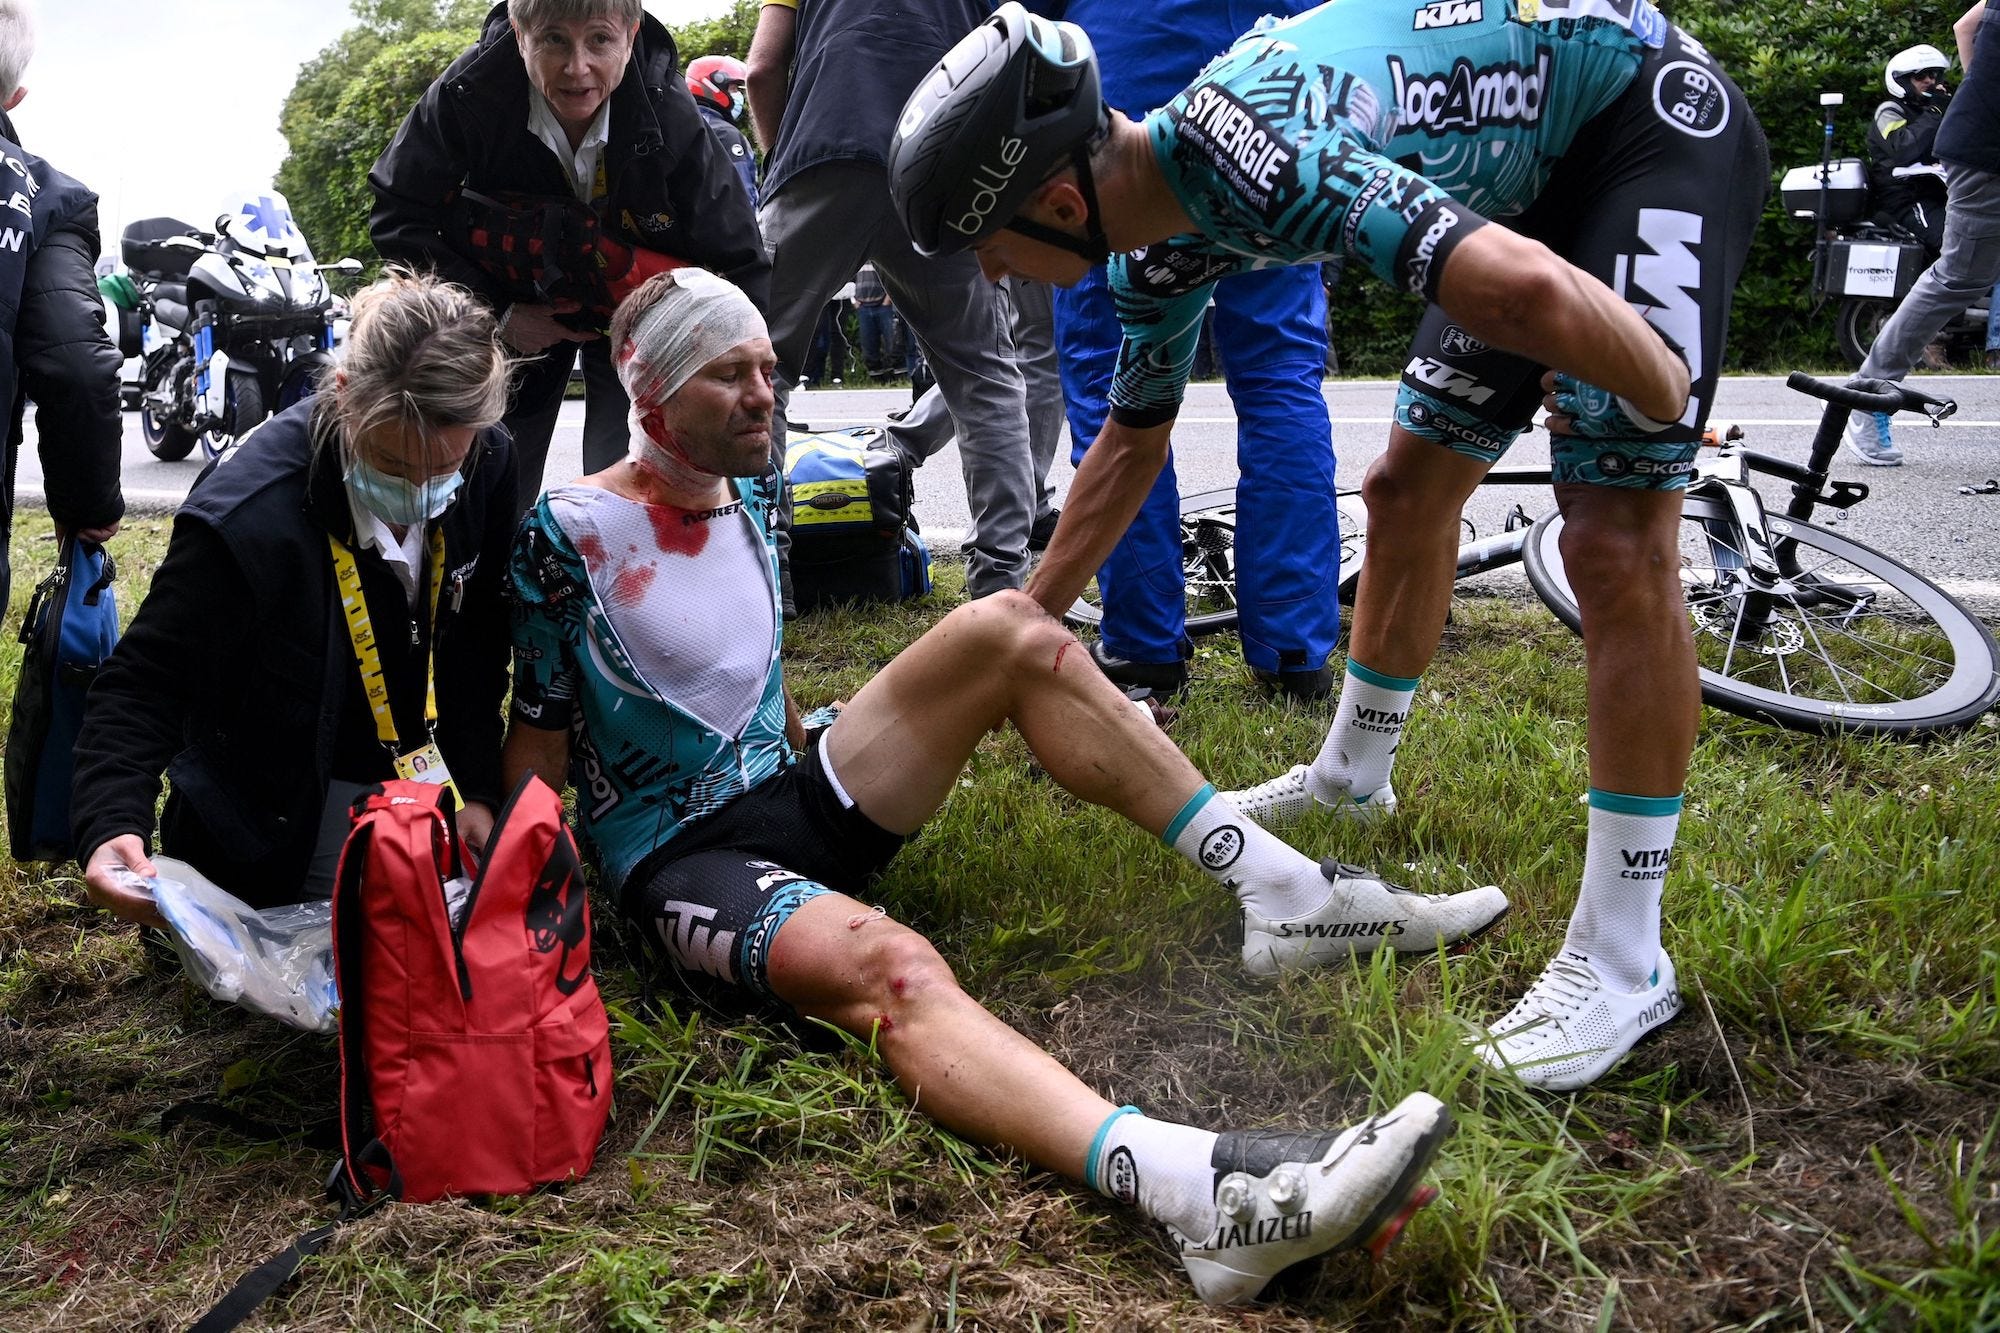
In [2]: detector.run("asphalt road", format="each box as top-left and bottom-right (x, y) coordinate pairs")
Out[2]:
(33, 371), (2000, 616)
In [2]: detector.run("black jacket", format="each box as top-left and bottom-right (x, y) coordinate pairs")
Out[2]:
(1866, 94), (1949, 222)
(0, 113), (124, 617)
(368, 3), (770, 315)
(763, 0), (987, 199)
(71, 402), (517, 907)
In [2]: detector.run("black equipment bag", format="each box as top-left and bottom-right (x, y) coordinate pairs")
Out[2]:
(6, 535), (118, 861)
(784, 428), (932, 612)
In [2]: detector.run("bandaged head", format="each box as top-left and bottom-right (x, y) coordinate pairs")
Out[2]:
(614, 268), (769, 486)
(616, 268), (766, 413)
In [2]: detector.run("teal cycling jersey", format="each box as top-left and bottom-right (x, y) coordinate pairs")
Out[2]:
(1108, 0), (1670, 425)
(509, 471), (793, 888)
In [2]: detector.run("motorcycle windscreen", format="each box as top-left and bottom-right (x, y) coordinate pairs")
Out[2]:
(217, 190), (315, 264)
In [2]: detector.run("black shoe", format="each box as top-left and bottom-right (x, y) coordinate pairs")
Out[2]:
(1251, 664), (1335, 701)
(1089, 640), (1190, 698)
(1028, 508), (1061, 553)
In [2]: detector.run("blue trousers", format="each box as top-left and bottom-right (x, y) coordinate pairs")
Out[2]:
(1053, 263), (1341, 674)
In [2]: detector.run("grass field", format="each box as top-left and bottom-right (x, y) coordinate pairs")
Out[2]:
(4, 508), (1998, 1331)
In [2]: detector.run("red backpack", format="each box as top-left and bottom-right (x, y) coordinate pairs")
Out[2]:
(331, 775), (612, 1204)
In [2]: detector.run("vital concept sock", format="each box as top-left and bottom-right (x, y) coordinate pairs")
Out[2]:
(1309, 661), (1418, 803)
(1165, 785), (1331, 923)
(1561, 790), (1684, 992)
(1088, 1106), (1222, 1243)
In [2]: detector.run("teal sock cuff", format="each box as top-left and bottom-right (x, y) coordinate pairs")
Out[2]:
(1587, 788), (1685, 817)
(1161, 784), (1215, 846)
(1345, 659), (1420, 691)
(1084, 1105), (1141, 1192)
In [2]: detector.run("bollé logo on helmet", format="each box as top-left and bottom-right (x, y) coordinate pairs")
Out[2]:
(948, 136), (1029, 236)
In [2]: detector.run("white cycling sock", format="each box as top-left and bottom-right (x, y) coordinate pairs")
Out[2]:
(1309, 661), (1418, 803)
(1561, 790), (1683, 992)
(1088, 1107), (1220, 1243)
(1165, 785), (1330, 922)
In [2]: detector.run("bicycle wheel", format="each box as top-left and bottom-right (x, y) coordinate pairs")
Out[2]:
(1062, 487), (1369, 635)
(1064, 487), (1242, 635)
(1522, 495), (2000, 736)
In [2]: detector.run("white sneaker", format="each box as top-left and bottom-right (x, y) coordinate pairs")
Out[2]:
(1242, 862), (1509, 977)
(1177, 1091), (1453, 1306)
(1473, 951), (1683, 1091)
(1843, 411), (1903, 466)
(1224, 765), (1399, 831)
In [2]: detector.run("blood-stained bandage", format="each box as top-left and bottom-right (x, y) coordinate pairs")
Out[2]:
(615, 268), (767, 413)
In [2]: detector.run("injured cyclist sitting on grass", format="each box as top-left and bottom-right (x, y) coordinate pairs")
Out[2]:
(501, 269), (1507, 1306)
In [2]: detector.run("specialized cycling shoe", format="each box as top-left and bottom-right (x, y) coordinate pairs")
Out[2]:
(1242, 861), (1507, 977)
(1223, 765), (1398, 830)
(1177, 1092), (1453, 1305)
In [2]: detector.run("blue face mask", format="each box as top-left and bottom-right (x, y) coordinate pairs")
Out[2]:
(345, 455), (465, 527)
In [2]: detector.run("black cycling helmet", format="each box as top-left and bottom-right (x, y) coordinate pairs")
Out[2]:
(888, 2), (1109, 260)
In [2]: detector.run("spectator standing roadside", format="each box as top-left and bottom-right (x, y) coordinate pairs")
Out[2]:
(746, 0), (1038, 598)
(852, 262), (895, 378)
(687, 54), (760, 208)
(370, 0), (769, 515)
(0, 0), (123, 617)
(1848, 0), (2000, 464)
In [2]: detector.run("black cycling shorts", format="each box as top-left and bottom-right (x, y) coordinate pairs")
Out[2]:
(1394, 24), (1771, 489)
(619, 731), (906, 1010)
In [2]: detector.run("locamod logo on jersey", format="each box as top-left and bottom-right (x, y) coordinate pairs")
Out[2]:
(1387, 52), (1549, 135)
(1414, 0), (1484, 29)
(1652, 61), (1729, 137)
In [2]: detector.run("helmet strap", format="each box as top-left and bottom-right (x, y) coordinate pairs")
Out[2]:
(1002, 144), (1111, 264)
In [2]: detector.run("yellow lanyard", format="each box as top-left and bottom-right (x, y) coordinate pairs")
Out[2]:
(329, 529), (446, 756)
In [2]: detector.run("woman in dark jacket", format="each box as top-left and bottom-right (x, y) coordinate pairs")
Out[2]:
(368, 0), (770, 514)
(73, 272), (518, 924)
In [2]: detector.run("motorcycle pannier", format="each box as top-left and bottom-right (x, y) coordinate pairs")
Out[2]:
(1781, 160), (1868, 225)
(1825, 238), (1928, 300)
(120, 216), (200, 281)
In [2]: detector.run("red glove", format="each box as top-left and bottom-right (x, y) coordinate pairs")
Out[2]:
(596, 235), (688, 307)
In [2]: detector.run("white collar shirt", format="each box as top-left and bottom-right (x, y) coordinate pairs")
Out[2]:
(527, 88), (612, 204)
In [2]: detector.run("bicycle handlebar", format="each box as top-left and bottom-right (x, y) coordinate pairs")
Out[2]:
(1785, 371), (1958, 421)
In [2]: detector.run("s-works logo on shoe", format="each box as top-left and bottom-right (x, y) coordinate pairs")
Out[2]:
(1275, 917), (1408, 939)
(1199, 825), (1245, 871)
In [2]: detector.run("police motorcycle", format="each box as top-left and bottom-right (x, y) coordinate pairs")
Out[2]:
(120, 191), (362, 462)
(1781, 91), (1989, 369)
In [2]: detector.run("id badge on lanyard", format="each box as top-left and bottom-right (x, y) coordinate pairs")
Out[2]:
(330, 530), (460, 806)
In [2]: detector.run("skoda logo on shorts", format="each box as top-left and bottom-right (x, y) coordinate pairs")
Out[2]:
(1598, 453), (1633, 479)
(1199, 825), (1245, 871)
(1653, 61), (1730, 138)
(1406, 401), (1432, 425)
(1439, 324), (1487, 357)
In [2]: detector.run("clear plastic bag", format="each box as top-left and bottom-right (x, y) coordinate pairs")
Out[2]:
(116, 856), (339, 1033)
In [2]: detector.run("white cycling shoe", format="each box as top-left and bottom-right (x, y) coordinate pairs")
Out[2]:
(1177, 1092), (1453, 1306)
(1472, 951), (1684, 1092)
(1223, 764), (1398, 831)
(1242, 861), (1509, 977)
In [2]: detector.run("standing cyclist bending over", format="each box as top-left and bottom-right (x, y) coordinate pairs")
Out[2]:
(887, 0), (1767, 1091)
